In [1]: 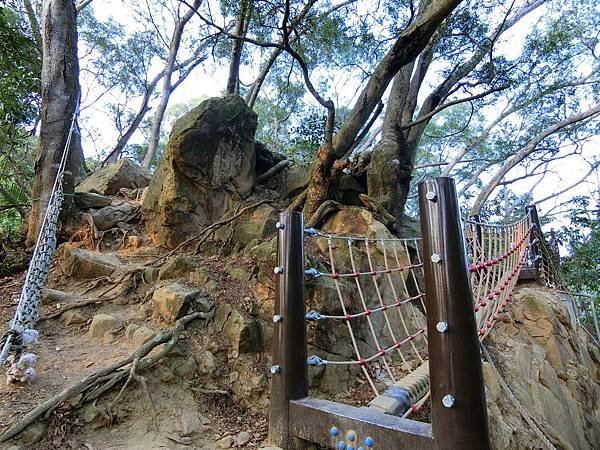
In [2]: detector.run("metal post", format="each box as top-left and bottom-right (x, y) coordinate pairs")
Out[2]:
(268, 211), (308, 448)
(588, 297), (600, 343)
(419, 177), (491, 450)
(527, 205), (542, 268)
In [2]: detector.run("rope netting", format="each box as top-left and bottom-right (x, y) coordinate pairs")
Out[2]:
(303, 211), (533, 418)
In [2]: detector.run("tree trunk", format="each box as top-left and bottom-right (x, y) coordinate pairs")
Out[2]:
(142, 0), (200, 169)
(26, 0), (86, 246)
(303, 0), (462, 216)
(226, 0), (251, 96)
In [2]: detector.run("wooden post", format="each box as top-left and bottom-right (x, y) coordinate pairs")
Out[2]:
(268, 211), (308, 448)
(419, 177), (491, 450)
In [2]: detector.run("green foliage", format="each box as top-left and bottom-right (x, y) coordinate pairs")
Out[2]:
(0, 7), (39, 241)
(556, 195), (600, 295)
(554, 195), (600, 331)
(0, 7), (40, 129)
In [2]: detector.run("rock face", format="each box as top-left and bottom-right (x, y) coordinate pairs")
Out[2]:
(75, 158), (151, 196)
(142, 95), (258, 248)
(485, 286), (600, 449)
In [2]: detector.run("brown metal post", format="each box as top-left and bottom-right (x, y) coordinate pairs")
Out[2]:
(268, 211), (308, 448)
(419, 177), (490, 450)
(527, 205), (542, 268)
(471, 214), (483, 263)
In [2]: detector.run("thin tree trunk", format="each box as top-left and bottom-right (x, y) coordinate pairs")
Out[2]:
(142, 0), (201, 169)
(27, 0), (86, 245)
(226, 0), (251, 96)
(103, 72), (163, 164)
(23, 0), (42, 54)
(469, 105), (600, 215)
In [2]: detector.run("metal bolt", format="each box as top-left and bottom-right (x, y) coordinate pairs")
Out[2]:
(273, 266), (284, 274)
(436, 321), (449, 333)
(442, 394), (455, 408)
(431, 253), (443, 264)
(272, 314), (283, 323)
(270, 365), (281, 374)
(275, 221), (285, 229)
(425, 191), (437, 202)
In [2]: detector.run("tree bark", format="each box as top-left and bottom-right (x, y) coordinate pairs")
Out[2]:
(26, 0), (86, 246)
(226, 0), (252, 96)
(142, 0), (201, 169)
(469, 105), (600, 215)
(303, 0), (463, 216)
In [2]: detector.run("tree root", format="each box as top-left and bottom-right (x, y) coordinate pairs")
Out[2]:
(0, 311), (212, 442)
(305, 200), (340, 229)
(255, 159), (291, 184)
(39, 298), (103, 322)
(148, 200), (269, 264)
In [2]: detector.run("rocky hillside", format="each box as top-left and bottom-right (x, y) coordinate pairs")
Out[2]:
(0, 96), (598, 450)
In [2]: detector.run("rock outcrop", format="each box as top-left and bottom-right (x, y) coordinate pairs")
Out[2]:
(485, 286), (600, 449)
(75, 158), (151, 196)
(142, 95), (258, 248)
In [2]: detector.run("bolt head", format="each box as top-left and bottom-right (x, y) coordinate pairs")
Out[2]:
(425, 191), (437, 201)
(431, 253), (443, 264)
(275, 221), (285, 229)
(270, 365), (281, 374)
(272, 314), (282, 323)
(442, 394), (455, 408)
(273, 266), (284, 274)
(436, 321), (449, 333)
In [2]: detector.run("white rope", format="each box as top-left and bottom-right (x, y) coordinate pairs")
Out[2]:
(0, 94), (80, 372)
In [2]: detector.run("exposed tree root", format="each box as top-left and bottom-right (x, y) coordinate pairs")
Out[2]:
(358, 193), (399, 232)
(0, 311), (212, 443)
(305, 200), (340, 228)
(148, 200), (269, 265)
(39, 297), (103, 322)
(255, 159), (291, 184)
(287, 189), (307, 212)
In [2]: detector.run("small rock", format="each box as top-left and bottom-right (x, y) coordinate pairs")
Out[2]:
(196, 350), (216, 376)
(152, 283), (211, 324)
(172, 356), (198, 378)
(75, 192), (112, 209)
(62, 246), (121, 279)
(19, 420), (46, 445)
(181, 410), (201, 436)
(217, 435), (234, 448)
(125, 323), (140, 341)
(127, 235), (142, 248)
(131, 326), (156, 348)
(6, 445), (23, 450)
(88, 314), (117, 340)
(42, 288), (72, 305)
(199, 414), (211, 426)
(235, 431), (251, 446)
(91, 202), (139, 231)
(60, 310), (87, 325)
(158, 255), (197, 280)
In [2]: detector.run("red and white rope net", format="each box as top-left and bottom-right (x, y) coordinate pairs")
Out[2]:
(304, 210), (533, 418)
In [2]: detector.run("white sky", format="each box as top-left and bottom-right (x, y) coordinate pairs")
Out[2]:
(82, 0), (599, 230)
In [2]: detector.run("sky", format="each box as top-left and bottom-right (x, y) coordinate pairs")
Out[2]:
(81, 0), (598, 233)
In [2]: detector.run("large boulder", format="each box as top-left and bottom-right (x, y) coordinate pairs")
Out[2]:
(142, 95), (258, 248)
(75, 158), (151, 196)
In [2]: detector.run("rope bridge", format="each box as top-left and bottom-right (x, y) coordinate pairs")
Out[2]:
(268, 178), (539, 450)
(298, 201), (532, 422)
